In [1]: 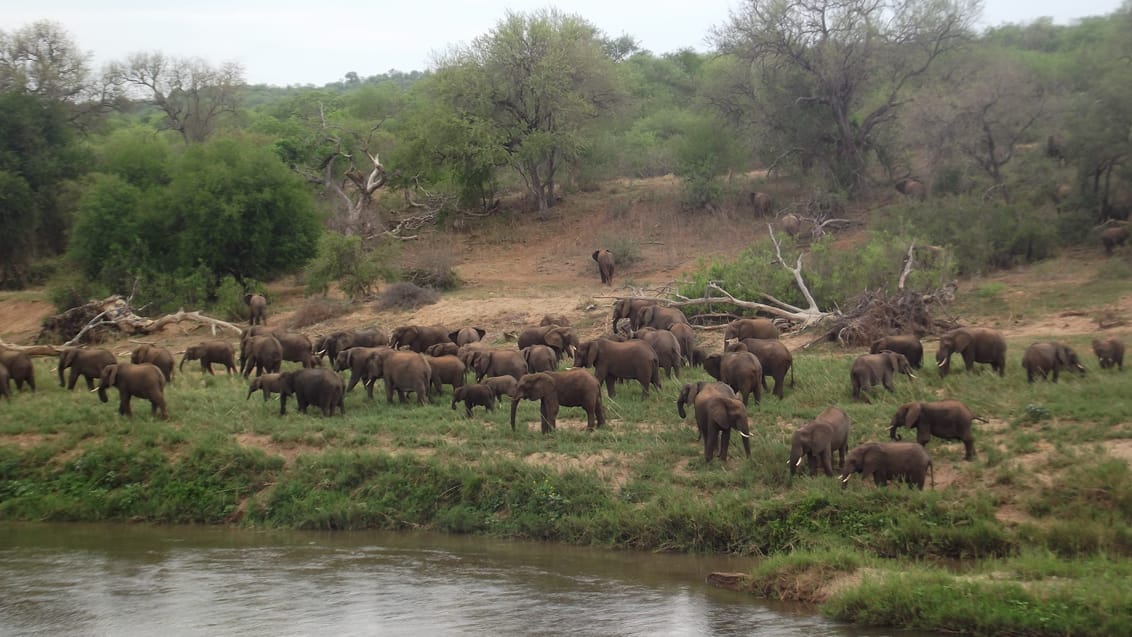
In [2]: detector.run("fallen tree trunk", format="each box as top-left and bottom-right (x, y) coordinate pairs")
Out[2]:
(36, 296), (244, 345)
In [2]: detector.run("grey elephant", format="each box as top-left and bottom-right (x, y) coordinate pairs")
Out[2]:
(676, 381), (737, 442)
(426, 342), (460, 357)
(510, 369), (604, 433)
(518, 325), (578, 360)
(668, 322), (696, 366)
(240, 335), (283, 378)
(870, 334), (923, 369)
(1092, 337), (1125, 370)
(895, 177), (926, 201)
(368, 350), (432, 405)
(521, 345), (558, 374)
(390, 325), (452, 353)
(278, 368), (345, 416)
(425, 354), (467, 395)
(634, 305), (689, 331)
(247, 373), (284, 401)
(723, 317), (780, 343)
(0, 348), (35, 392)
(704, 350), (763, 405)
(840, 442), (933, 490)
(272, 332), (318, 368)
(1022, 342), (1087, 383)
(539, 314), (571, 327)
(243, 293), (267, 326)
(789, 406), (851, 477)
(729, 339), (793, 399)
(780, 213), (801, 237)
(451, 383), (495, 417)
(611, 298), (657, 331)
(317, 328), (388, 363)
(749, 191), (772, 215)
(130, 344), (174, 382)
(631, 328), (683, 379)
(470, 349), (528, 382)
(592, 249), (615, 285)
(0, 363), (8, 401)
(97, 362), (168, 419)
(693, 392), (751, 463)
(1101, 226), (1128, 256)
(850, 351), (915, 401)
(334, 346), (389, 396)
(936, 327), (1007, 377)
(583, 338), (661, 398)
(484, 375), (518, 401)
(889, 399), (983, 460)
(59, 348), (117, 390)
(448, 327), (486, 346)
(181, 341), (237, 375)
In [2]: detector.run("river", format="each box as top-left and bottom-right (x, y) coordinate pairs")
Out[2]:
(0, 523), (939, 636)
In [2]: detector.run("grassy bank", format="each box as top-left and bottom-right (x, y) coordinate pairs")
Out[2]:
(2, 331), (1132, 635)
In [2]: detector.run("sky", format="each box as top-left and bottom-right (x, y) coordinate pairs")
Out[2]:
(3, 0), (1127, 87)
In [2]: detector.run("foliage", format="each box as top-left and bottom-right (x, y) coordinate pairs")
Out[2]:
(304, 232), (398, 300)
(375, 282), (439, 310)
(288, 297), (351, 329)
(673, 114), (745, 211)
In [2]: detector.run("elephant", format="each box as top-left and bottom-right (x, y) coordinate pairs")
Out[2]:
(935, 327), (1007, 377)
(517, 325), (579, 360)
(539, 314), (571, 327)
(889, 399), (983, 460)
(850, 351), (915, 401)
(667, 322), (696, 366)
(789, 406), (851, 477)
(277, 368), (345, 416)
(247, 372), (284, 401)
(634, 305), (689, 331)
(780, 213), (801, 238)
(425, 354), (467, 395)
(690, 347), (707, 368)
(451, 384), (495, 417)
(426, 342), (460, 357)
(0, 363), (8, 401)
(611, 298), (657, 331)
(130, 344), (175, 382)
(583, 338), (661, 398)
(729, 339), (793, 399)
(694, 393), (751, 463)
(448, 327), (486, 346)
(243, 293), (267, 326)
(1093, 337), (1125, 370)
(181, 341), (237, 376)
(0, 348), (35, 392)
(317, 328), (388, 363)
(704, 350), (763, 405)
(676, 381), (737, 419)
(239, 335), (283, 378)
(333, 346), (388, 396)
(272, 332), (319, 368)
(1101, 226), (1128, 256)
(631, 328), (683, 379)
(1022, 342), (1087, 383)
(1046, 133), (1065, 162)
(59, 347), (117, 390)
(469, 349), (528, 383)
(509, 369), (604, 433)
(521, 345), (559, 374)
(840, 442), (934, 490)
(723, 318), (780, 344)
(749, 191), (773, 216)
(484, 375), (519, 400)
(97, 363), (168, 419)
(390, 325), (452, 353)
(870, 334), (924, 369)
(368, 350), (432, 405)
(592, 249), (615, 285)
(895, 177), (926, 201)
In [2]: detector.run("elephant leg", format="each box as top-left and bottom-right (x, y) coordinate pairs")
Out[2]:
(719, 429), (732, 461)
(604, 374), (617, 398)
(1051, 367), (1059, 383)
(465, 402), (473, 417)
(963, 439), (975, 461)
(384, 381), (395, 405)
(84, 373), (96, 391)
(806, 453), (818, 475)
(119, 394), (131, 417)
(819, 450), (833, 476)
(773, 376), (784, 399)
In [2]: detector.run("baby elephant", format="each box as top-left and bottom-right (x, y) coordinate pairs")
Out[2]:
(841, 442), (933, 490)
(850, 351), (915, 401)
(451, 384), (495, 417)
(789, 406), (851, 477)
(247, 373), (284, 401)
(1092, 337), (1125, 371)
(1021, 342), (1086, 383)
(483, 375), (518, 401)
(889, 399), (983, 460)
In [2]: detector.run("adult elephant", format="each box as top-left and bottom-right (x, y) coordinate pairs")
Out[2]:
(850, 351), (915, 401)
(246, 373), (284, 401)
(278, 368), (345, 416)
(789, 406), (851, 477)
(521, 345), (558, 374)
(334, 346), (389, 396)
(239, 335), (283, 378)
(59, 348), (117, 390)
(611, 298), (657, 331)
(317, 328), (388, 363)
(870, 334), (924, 369)
(367, 350), (433, 405)
(1101, 226), (1128, 256)
(1093, 337), (1125, 370)
(425, 354), (467, 395)
(841, 442), (934, 490)
(97, 363), (168, 419)
(895, 177), (926, 201)
(749, 191), (773, 216)
(180, 341), (237, 376)
(635, 305), (689, 331)
(0, 348), (35, 392)
(390, 325), (452, 353)
(584, 338), (661, 398)
(510, 369), (605, 433)
(1022, 342), (1087, 383)
(131, 344), (175, 382)
(730, 339), (793, 399)
(889, 399), (983, 461)
(243, 293), (268, 326)
(448, 327), (486, 346)
(272, 332), (319, 368)
(676, 381), (737, 420)
(469, 349), (528, 382)
(668, 322), (696, 366)
(723, 318), (780, 344)
(704, 350), (763, 405)
(517, 325), (578, 360)
(694, 392), (751, 463)
(631, 328), (683, 379)
(592, 249), (615, 285)
(780, 213), (801, 238)
(936, 327), (1007, 377)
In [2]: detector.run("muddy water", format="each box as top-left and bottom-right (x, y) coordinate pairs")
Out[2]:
(0, 523), (938, 636)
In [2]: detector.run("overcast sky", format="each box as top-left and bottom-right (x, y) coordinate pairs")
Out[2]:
(3, 0), (1126, 87)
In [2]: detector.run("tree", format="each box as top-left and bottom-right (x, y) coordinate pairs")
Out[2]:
(107, 53), (244, 143)
(435, 9), (623, 218)
(712, 0), (982, 193)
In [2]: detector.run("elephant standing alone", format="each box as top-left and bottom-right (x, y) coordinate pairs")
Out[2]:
(244, 293), (268, 326)
(1093, 337), (1125, 370)
(889, 399), (983, 460)
(181, 341), (237, 376)
(1022, 342), (1086, 383)
(592, 249), (615, 285)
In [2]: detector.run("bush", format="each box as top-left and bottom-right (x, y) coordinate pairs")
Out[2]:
(288, 298), (351, 329)
(598, 234), (642, 269)
(376, 282), (439, 310)
(402, 244), (460, 291)
(304, 233), (399, 300)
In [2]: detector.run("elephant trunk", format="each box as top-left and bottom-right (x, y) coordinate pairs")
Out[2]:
(179, 355), (188, 372)
(889, 423), (903, 441)
(509, 394), (523, 431)
(96, 383), (109, 403)
(677, 398), (687, 419)
(840, 473), (852, 488)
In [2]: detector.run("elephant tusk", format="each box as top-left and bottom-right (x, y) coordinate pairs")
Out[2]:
(936, 359), (946, 368)
(908, 373), (917, 379)
(795, 456), (804, 467)
(841, 474), (851, 483)
(89, 387), (99, 393)
(737, 430), (751, 439)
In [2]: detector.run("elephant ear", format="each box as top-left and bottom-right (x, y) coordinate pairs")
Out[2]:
(904, 402), (922, 428)
(592, 250), (601, 262)
(545, 330), (565, 350)
(586, 340), (601, 367)
(475, 351), (492, 374)
(105, 364), (119, 387)
(1055, 344), (1071, 366)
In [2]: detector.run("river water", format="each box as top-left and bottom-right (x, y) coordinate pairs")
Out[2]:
(0, 523), (936, 636)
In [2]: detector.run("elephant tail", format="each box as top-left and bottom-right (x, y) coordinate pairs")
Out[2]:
(928, 460), (935, 490)
(790, 362), (796, 388)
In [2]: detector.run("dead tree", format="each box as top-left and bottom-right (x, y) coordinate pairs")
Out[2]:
(37, 295), (243, 345)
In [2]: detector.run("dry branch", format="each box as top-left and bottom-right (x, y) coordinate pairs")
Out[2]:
(37, 295), (243, 345)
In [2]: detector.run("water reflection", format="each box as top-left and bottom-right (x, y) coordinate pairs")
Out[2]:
(0, 523), (929, 636)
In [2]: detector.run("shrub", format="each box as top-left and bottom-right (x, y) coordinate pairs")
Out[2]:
(598, 234), (642, 269)
(304, 233), (398, 300)
(402, 244), (460, 291)
(288, 298), (351, 329)
(376, 282), (439, 310)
